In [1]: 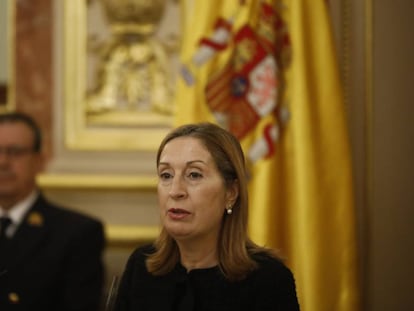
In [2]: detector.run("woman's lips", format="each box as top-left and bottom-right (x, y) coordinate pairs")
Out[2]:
(167, 208), (191, 220)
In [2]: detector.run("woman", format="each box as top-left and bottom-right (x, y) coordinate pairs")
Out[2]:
(114, 122), (300, 310)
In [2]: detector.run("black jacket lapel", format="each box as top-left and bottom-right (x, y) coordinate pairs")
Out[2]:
(3, 198), (48, 270)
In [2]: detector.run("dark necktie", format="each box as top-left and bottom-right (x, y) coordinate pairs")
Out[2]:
(0, 217), (12, 272)
(0, 216), (12, 245)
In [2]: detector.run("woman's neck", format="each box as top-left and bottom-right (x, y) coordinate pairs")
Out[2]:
(177, 241), (218, 271)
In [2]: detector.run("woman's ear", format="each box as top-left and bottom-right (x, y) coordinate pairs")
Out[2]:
(226, 179), (239, 206)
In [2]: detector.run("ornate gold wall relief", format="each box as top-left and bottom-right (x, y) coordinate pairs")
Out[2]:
(64, 0), (179, 150)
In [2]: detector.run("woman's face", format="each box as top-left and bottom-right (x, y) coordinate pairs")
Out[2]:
(157, 136), (236, 245)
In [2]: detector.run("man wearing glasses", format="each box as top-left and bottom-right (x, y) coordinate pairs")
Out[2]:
(0, 112), (105, 310)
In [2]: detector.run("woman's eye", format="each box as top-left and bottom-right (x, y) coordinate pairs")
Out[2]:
(188, 171), (202, 179)
(159, 172), (172, 180)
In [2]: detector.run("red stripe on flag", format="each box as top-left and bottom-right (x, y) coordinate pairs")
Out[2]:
(263, 123), (276, 158)
(199, 38), (228, 50)
(214, 17), (233, 32)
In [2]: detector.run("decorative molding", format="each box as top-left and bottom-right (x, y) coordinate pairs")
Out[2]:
(106, 224), (159, 247)
(37, 173), (157, 190)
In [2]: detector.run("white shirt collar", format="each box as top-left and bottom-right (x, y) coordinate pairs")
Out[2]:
(0, 190), (39, 237)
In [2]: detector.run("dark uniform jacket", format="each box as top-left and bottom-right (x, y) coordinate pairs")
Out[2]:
(0, 194), (105, 311)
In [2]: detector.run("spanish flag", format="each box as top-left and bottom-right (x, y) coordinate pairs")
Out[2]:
(175, 1), (360, 310)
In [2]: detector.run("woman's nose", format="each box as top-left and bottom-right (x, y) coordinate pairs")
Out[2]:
(169, 176), (187, 199)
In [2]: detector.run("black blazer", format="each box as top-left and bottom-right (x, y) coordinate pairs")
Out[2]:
(0, 194), (105, 311)
(115, 244), (300, 311)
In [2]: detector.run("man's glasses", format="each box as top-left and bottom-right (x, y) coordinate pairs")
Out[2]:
(0, 146), (36, 158)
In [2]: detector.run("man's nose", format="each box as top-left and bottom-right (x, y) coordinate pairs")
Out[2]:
(0, 151), (10, 163)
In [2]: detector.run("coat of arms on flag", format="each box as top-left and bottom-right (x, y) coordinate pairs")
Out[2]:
(182, 2), (291, 163)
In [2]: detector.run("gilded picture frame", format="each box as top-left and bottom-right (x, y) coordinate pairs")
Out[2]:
(0, 0), (15, 112)
(63, 0), (176, 151)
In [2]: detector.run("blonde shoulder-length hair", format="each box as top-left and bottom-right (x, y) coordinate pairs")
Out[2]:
(146, 122), (274, 281)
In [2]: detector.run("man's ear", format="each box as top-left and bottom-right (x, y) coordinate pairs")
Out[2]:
(35, 152), (47, 174)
